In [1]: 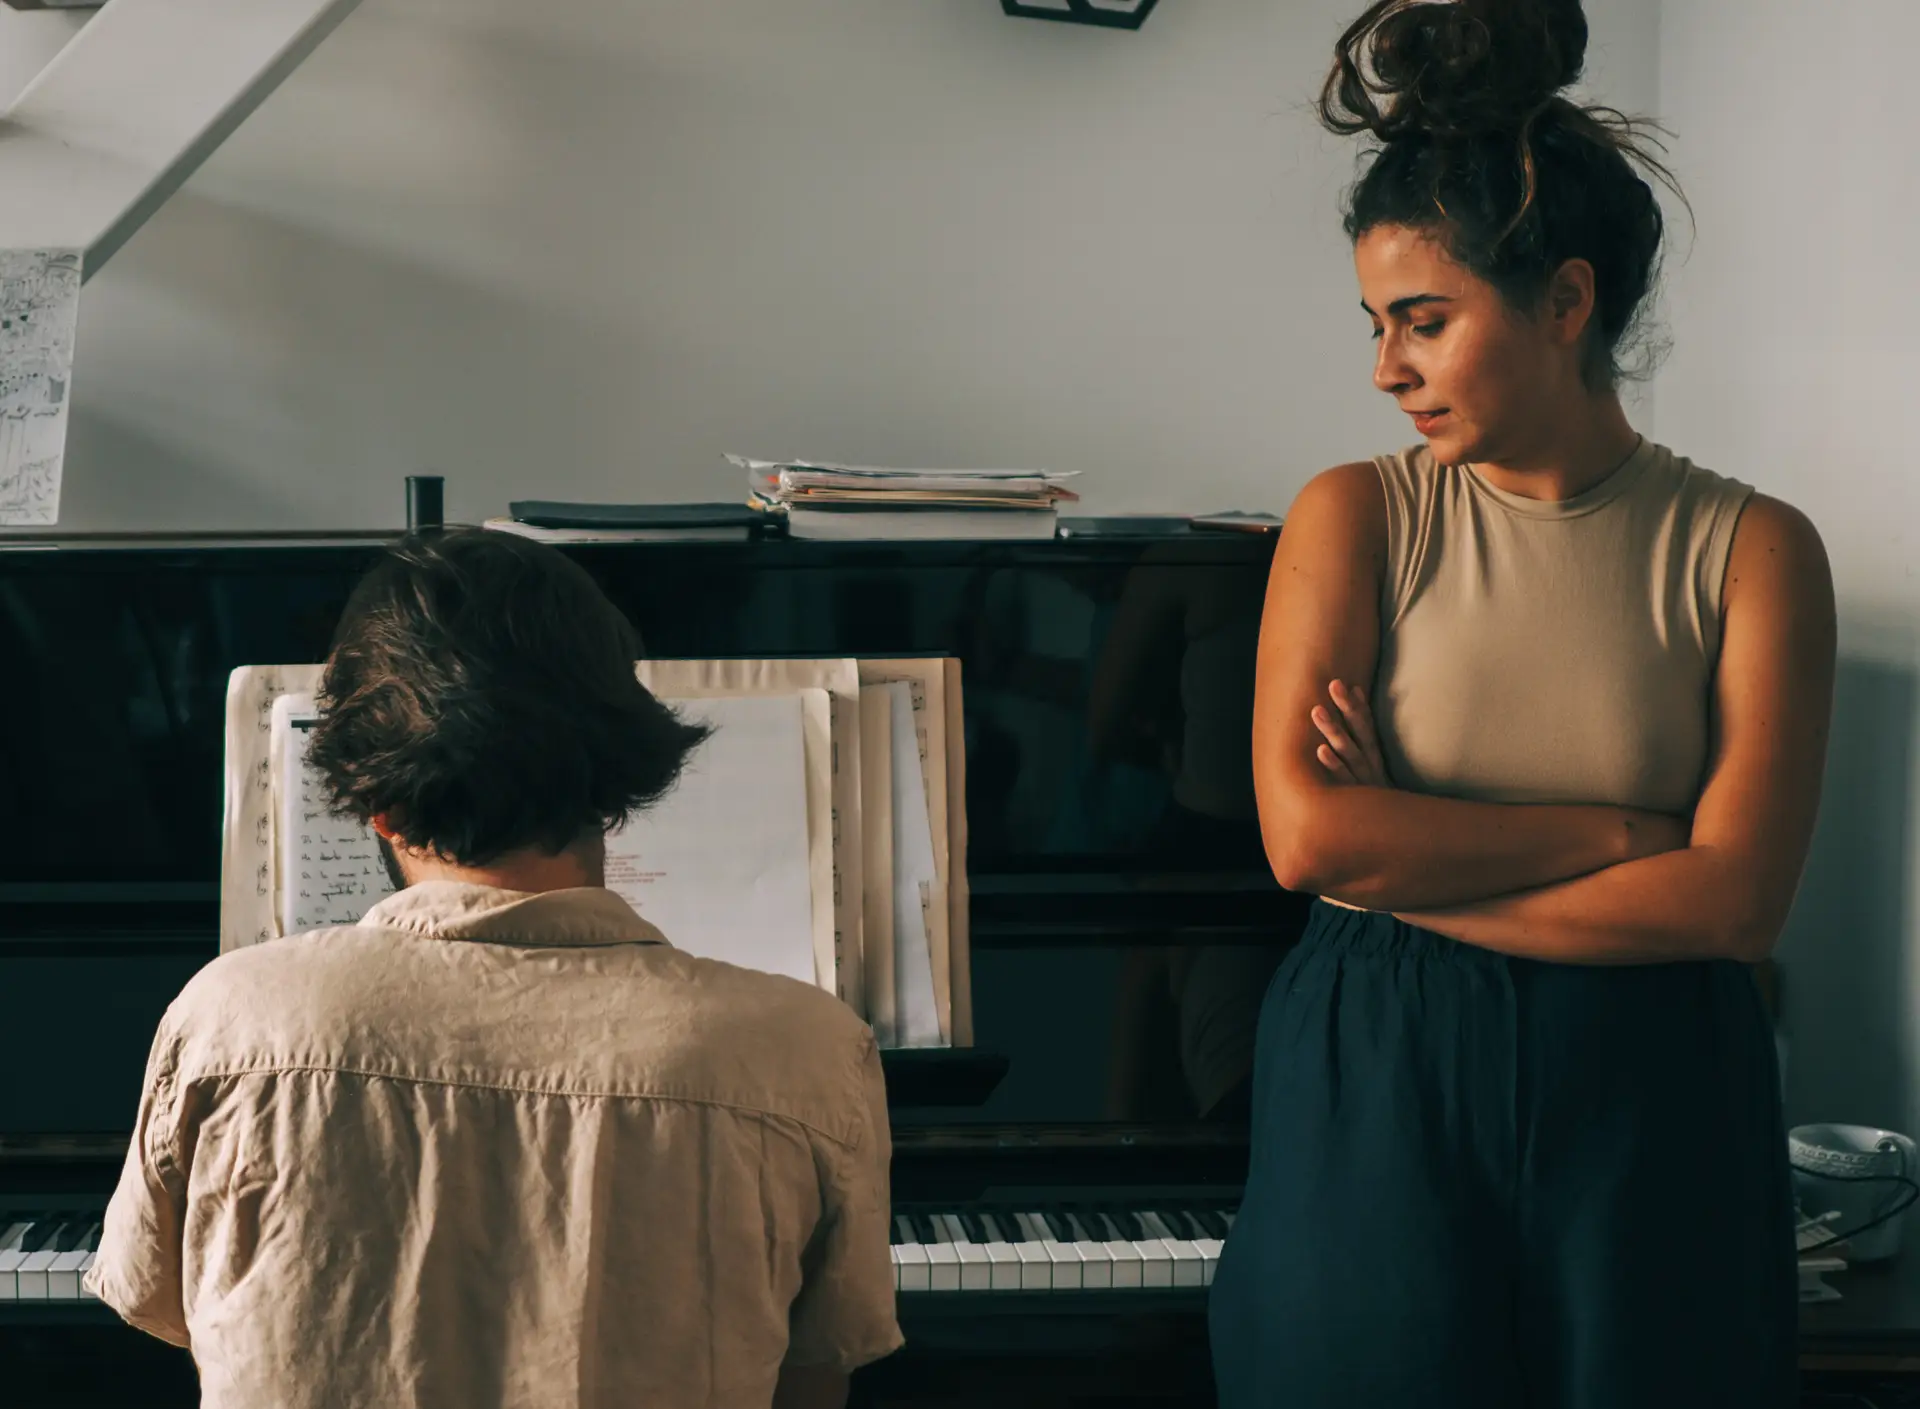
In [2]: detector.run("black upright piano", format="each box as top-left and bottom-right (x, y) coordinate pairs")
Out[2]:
(0, 523), (1311, 1407)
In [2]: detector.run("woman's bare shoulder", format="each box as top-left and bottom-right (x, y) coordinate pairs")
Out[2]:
(1278, 462), (1389, 562)
(1725, 492), (1830, 604)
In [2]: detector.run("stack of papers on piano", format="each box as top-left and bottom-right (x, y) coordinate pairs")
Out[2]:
(219, 658), (972, 1050)
(732, 456), (1078, 541)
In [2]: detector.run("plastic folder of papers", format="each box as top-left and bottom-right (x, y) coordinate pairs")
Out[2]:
(218, 658), (971, 1049)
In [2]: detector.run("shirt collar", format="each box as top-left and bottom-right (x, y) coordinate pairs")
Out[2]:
(358, 882), (669, 949)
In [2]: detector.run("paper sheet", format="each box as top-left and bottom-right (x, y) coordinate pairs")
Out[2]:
(858, 660), (954, 1043)
(605, 692), (817, 985)
(859, 687), (897, 1045)
(635, 658), (862, 1012)
(0, 249), (82, 526)
(273, 692), (396, 932)
(885, 682), (945, 1048)
(221, 664), (326, 951)
(941, 658), (974, 1047)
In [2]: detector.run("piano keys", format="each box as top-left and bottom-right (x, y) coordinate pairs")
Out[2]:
(889, 1205), (1234, 1293)
(0, 1213), (103, 1303)
(0, 1201), (1239, 1304)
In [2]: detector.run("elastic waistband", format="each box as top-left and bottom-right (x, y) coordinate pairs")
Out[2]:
(1301, 899), (1507, 969)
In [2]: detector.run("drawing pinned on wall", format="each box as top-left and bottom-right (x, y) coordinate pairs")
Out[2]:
(0, 249), (82, 526)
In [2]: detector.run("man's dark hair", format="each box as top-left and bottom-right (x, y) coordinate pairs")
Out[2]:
(307, 527), (710, 866)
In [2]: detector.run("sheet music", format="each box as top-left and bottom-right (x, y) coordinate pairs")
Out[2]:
(859, 660), (952, 1042)
(605, 691), (817, 984)
(0, 249), (81, 526)
(222, 663), (325, 950)
(859, 687), (897, 1045)
(885, 682), (945, 1047)
(272, 693), (397, 932)
(634, 658), (861, 1010)
(939, 657), (974, 1047)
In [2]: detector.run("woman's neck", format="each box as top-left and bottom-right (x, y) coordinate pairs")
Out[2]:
(1470, 394), (1642, 503)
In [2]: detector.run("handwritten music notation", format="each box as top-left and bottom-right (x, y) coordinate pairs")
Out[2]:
(272, 692), (395, 932)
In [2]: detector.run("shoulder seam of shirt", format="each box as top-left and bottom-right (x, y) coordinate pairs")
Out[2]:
(179, 1061), (869, 1148)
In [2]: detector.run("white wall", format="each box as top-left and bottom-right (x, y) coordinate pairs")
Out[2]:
(27, 0), (1655, 531)
(1657, 0), (1920, 1142)
(0, 7), (88, 110)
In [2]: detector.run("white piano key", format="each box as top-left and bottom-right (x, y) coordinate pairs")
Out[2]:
(895, 1252), (930, 1294)
(1117, 1213), (1174, 1288)
(48, 1246), (90, 1300)
(893, 1217), (931, 1294)
(1176, 1212), (1224, 1287)
(971, 1213), (1023, 1291)
(0, 1221), (28, 1301)
(1063, 1212), (1112, 1290)
(912, 1215), (960, 1292)
(1140, 1212), (1205, 1289)
(17, 1238), (61, 1300)
(1023, 1212), (1083, 1291)
(1167, 1213), (1228, 1289)
(1090, 1212), (1144, 1289)
(935, 1214), (992, 1292)
(990, 1220), (1052, 1297)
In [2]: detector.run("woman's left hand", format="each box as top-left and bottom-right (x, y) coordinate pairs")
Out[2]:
(1310, 679), (1389, 788)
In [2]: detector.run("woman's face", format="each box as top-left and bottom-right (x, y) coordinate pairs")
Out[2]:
(1354, 223), (1577, 467)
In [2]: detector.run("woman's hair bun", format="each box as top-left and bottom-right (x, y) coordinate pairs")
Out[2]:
(1320, 0), (1590, 142)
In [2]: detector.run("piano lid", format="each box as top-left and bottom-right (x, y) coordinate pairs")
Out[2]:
(0, 0), (365, 278)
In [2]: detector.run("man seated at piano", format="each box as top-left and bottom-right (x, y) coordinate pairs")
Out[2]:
(81, 528), (902, 1409)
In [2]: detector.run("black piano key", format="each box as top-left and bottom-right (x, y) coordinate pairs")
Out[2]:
(1110, 1209), (1146, 1242)
(956, 1210), (989, 1245)
(1197, 1209), (1231, 1240)
(51, 1217), (88, 1252)
(20, 1218), (61, 1253)
(889, 1215), (906, 1246)
(909, 1211), (944, 1246)
(1063, 1210), (1099, 1243)
(976, 1211), (1010, 1244)
(1166, 1209), (1205, 1241)
(1037, 1210), (1074, 1243)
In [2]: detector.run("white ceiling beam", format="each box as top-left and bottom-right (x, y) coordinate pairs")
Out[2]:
(0, 0), (365, 279)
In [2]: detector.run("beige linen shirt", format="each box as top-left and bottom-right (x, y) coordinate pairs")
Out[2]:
(86, 882), (902, 1409)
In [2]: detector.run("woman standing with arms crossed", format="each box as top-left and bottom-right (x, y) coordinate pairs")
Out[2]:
(1207, 1), (1834, 1405)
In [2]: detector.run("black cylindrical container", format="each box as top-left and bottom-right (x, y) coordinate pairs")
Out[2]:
(406, 475), (444, 532)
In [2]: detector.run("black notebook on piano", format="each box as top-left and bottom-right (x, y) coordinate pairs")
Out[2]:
(506, 501), (765, 534)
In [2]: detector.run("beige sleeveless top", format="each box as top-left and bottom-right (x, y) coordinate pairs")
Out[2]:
(1371, 437), (1752, 814)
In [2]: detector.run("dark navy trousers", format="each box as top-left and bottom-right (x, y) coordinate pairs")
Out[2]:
(1209, 902), (1797, 1408)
